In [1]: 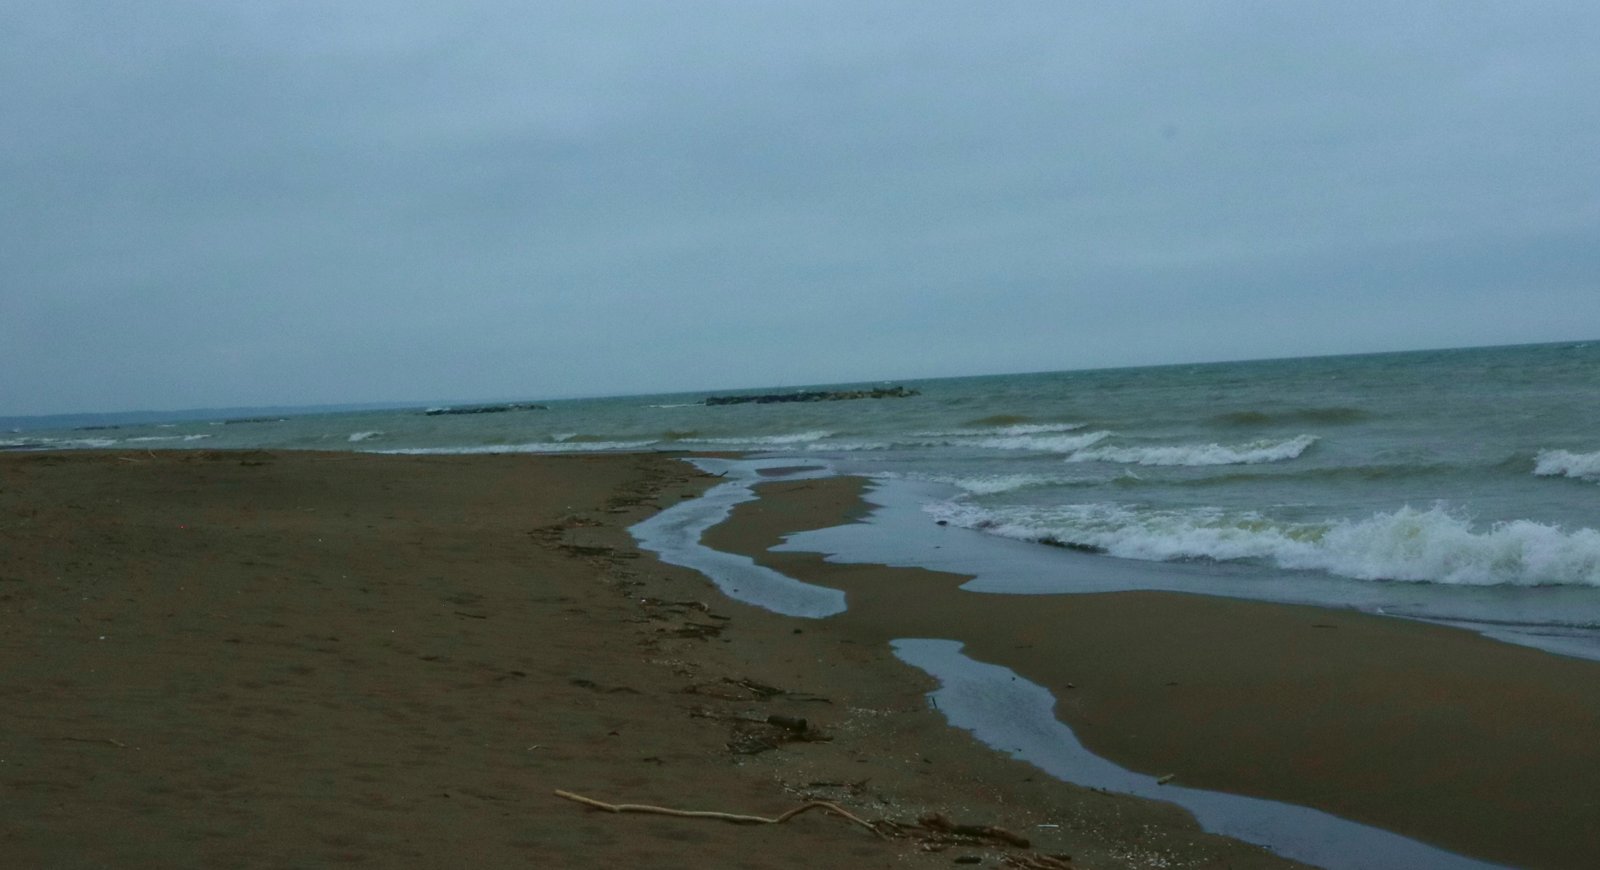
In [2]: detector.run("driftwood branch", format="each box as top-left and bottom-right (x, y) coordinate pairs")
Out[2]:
(918, 812), (1031, 848)
(50, 736), (128, 748)
(553, 789), (886, 839)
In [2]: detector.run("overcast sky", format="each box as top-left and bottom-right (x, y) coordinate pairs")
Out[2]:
(4, 2), (1598, 415)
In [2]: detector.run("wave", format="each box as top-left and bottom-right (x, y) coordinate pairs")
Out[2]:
(1, 436), (118, 450)
(1154, 460), (1467, 488)
(686, 430), (835, 446)
(805, 439), (900, 452)
(1210, 407), (1370, 427)
(347, 431), (383, 443)
(964, 414), (1035, 427)
(813, 428), (1108, 454)
(919, 422), (1086, 438)
(1068, 435), (1317, 467)
(125, 434), (213, 443)
(921, 460), (1465, 498)
(928, 501), (1600, 587)
(966, 430), (1110, 453)
(372, 429), (835, 455)
(376, 440), (659, 455)
(911, 472), (1098, 496)
(1534, 449), (1600, 483)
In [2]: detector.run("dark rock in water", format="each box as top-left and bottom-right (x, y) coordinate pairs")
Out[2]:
(422, 403), (547, 416)
(1041, 537), (1105, 554)
(704, 386), (919, 406)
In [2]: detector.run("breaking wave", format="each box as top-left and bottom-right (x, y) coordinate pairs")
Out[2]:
(928, 501), (1600, 587)
(1, 436), (117, 450)
(903, 459), (1469, 498)
(125, 434), (213, 443)
(812, 426), (1107, 454)
(1534, 449), (1600, 483)
(1068, 435), (1318, 467)
(686, 430), (835, 447)
(347, 431), (383, 443)
(2, 432), (215, 450)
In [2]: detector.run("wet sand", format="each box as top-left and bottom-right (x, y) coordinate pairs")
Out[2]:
(702, 475), (1600, 870)
(2, 451), (1297, 869)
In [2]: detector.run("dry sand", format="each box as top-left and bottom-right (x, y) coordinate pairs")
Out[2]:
(705, 475), (1600, 870)
(3, 450), (1298, 869)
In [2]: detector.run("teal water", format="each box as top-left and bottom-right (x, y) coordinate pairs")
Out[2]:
(12, 340), (1600, 652)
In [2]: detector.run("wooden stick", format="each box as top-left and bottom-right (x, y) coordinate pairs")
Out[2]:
(51, 736), (128, 747)
(553, 790), (886, 838)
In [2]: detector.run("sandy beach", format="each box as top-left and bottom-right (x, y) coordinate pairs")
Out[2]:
(3, 450), (1300, 869)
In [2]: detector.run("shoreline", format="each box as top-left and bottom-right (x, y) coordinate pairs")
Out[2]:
(2, 450), (1297, 868)
(701, 473), (1600, 869)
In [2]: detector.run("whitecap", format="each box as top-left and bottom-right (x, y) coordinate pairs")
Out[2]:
(1069, 434), (1317, 466)
(348, 431), (383, 443)
(1534, 449), (1600, 483)
(915, 422), (1087, 438)
(928, 501), (1600, 587)
(686, 430), (835, 446)
(127, 433), (212, 443)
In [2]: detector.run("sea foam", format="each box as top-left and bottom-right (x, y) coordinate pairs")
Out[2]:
(1068, 434), (1318, 467)
(929, 501), (1600, 587)
(1534, 449), (1600, 483)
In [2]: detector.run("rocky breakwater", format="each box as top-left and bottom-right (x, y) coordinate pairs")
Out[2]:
(422, 402), (547, 416)
(703, 386), (919, 406)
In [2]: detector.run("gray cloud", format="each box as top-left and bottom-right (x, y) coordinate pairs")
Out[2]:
(4, 1), (1598, 414)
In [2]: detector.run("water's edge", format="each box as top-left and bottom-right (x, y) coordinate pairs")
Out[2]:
(630, 456), (1506, 870)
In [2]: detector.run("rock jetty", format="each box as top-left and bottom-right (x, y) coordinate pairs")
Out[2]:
(703, 386), (919, 406)
(422, 403), (547, 416)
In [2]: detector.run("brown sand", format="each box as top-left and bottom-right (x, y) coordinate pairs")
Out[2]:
(703, 475), (1600, 870)
(2, 451), (1299, 869)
